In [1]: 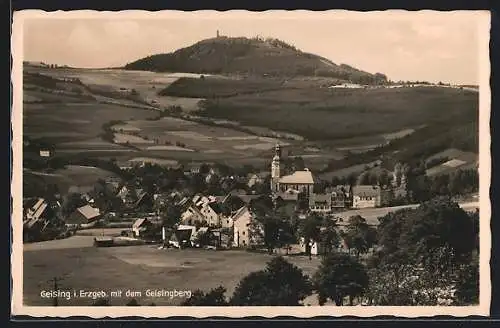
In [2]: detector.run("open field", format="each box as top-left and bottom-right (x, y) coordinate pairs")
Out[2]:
(26, 67), (207, 112)
(23, 65), (478, 173)
(24, 101), (158, 147)
(24, 165), (120, 195)
(23, 246), (321, 306)
(106, 116), (338, 168)
(178, 78), (478, 141)
(425, 148), (479, 177)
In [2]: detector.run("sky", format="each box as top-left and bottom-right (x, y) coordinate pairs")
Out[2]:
(21, 10), (487, 85)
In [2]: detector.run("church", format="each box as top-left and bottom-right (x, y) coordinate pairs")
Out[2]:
(270, 144), (315, 196)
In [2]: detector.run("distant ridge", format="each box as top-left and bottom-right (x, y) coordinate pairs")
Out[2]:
(124, 36), (388, 84)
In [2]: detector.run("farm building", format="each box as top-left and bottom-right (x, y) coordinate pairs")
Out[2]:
(132, 218), (154, 237)
(308, 193), (332, 213)
(352, 185), (385, 209)
(65, 205), (101, 227)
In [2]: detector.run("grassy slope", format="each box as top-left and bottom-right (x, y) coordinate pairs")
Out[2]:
(23, 167), (118, 196)
(164, 78), (478, 141)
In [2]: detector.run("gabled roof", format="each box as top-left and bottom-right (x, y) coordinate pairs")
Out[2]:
(26, 198), (48, 221)
(132, 218), (149, 229)
(279, 170), (315, 184)
(208, 202), (223, 214)
(134, 192), (151, 207)
(276, 190), (299, 201)
(231, 206), (252, 222)
(224, 192), (261, 205)
(76, 205), (101, 220)
(309, 193), (332, 205)
(177, 197), (190, 207)
(352, 185), (381, 197)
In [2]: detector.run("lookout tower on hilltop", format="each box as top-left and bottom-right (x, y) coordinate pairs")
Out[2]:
(217, 30), (220, 38)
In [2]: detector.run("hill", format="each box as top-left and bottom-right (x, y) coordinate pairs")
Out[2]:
(186, 84), (478, 142)
(124, 36), (388, 83)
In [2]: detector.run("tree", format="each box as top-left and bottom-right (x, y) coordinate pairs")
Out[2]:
(365, 263), (453, 305)
(277, 218), (296, 255)
(454, 263), (479, 305)
(398, 197), (476, 273)
(182, 286), (229, 306)
(299, 215), (323, 259)
(61, 192), (86, 217)
(313, 253), (369, 306)
(343, 215), (377, 258)
(378, 170), (391, 186)
(160, 204), (181, 230)
(230, 256), (312, 306)
(126, 298), (140, 306)
(92, 298), (111, 306)
(319, 219), (340, 254)
(222, 195), (245, 216)
(372, 197), (479, 305)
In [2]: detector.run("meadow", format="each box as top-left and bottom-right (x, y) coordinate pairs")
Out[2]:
(196, 86), (478, 141)
(24, 165), (121, 195)
(23, 245), (322, 306)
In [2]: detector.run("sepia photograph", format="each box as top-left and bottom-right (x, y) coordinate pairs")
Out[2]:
(11, 9), (491, 317)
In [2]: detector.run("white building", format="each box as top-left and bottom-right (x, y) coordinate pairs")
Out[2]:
(232, 206), (262, 248)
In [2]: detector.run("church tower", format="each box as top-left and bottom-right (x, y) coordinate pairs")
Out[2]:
(271, 144), (281, 192)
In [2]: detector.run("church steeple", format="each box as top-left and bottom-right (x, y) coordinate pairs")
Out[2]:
(271, 144), (281, 192)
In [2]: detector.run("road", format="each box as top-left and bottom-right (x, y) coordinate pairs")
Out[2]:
(335, 201), (480, 226)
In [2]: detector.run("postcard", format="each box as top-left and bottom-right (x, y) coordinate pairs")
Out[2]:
(11, 9), (491, 318)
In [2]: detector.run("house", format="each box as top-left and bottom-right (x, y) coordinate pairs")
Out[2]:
(132, 218), (154, 237)
(117, 185), (131, 202)
(199, 201), (223, 227)
(23, 198), (55, 240)
(180, 195), (225, 227)
(180, 203), (205, 225)
(134, 191), (154, 211)
(205, 170), (219, 184)
(331, 186), (352, 208)
(308, 193), (332, 213)
(188, 164), (202, 174)
(352, 185), (383, 208)
(169, 225), (196, 248)
(247, 172), (268, 188)
(65, 205), (101, 228)
(224, 190), (261, 205)
(39, 149), (52, 158)
(276, 189), (300, 202)
(176, 196), (190, 208)
(232, 206), (262, 248)
(153, 193), (170, 209)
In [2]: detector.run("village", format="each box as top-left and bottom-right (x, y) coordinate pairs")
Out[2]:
(22, 142), (418, 256)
